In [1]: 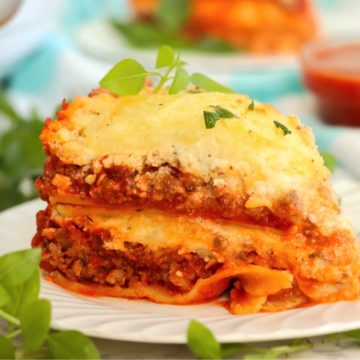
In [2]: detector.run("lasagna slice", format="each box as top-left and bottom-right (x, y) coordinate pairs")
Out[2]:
(33, 90), (360, 314)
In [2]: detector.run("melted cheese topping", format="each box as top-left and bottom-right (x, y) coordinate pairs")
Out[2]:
(42, 91), (351, 234)
(46, 92), (322, 180)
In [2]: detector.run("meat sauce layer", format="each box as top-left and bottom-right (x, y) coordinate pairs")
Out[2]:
(36, 155), (294, 230)
(32, 209), (221, 294)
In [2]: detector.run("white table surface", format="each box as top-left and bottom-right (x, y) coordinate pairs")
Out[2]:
(92, 336), (360, 359)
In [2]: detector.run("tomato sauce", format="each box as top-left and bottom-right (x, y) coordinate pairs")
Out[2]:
(301, 42), (360, 126)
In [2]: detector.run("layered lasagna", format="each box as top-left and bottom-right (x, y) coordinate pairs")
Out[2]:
(131, 0), (318, 53)
(33, 89), (360, 314)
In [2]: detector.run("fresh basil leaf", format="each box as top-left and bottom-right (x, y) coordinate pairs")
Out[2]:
(169, 68), (190, 94)
(187, 320), (221, 360)
(211, 105), (239, 118)
(320, 151), (337, 173)
(6, 268), (40, 316)
(156, 0), (190, 32)
(99, 59), (148, 95)
(0, 285), (10, 307)
(48, 330), (100, 360)
(191, 73), (235, 93)
(156, 45), (175, 69)
(204, 111), (221, 129)
(273, 121), (292, 136)
(0, 335), (15, 360)
(20, 299), (51, 352)
(0, 249), (41, 288)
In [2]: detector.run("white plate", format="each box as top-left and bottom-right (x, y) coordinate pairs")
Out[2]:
(75, 20), (297, 72)
(1, 172), (360, 344)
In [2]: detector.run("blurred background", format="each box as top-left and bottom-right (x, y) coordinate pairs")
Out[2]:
(0, 0), (360, 211)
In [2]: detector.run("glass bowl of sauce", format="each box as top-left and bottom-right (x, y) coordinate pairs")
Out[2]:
(301, 35), (360, 126)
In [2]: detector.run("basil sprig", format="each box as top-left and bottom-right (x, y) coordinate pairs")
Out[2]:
(0, 249), (100, 359)
(100, 45), (234, 96)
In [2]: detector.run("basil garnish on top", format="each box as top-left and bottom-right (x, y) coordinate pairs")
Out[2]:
(204, 105), (238, 129)
(100, 45), (235, 96)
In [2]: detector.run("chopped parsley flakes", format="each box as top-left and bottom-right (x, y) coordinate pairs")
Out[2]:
(274, 120), (292, 136)
(248, 100), (255, 111)
(204, 105), (238, 129)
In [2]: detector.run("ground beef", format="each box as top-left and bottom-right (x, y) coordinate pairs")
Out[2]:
(33, 210), (221, 293)
(35, 155), (293, 230)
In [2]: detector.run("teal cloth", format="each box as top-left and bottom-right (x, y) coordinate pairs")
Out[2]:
(230, 68), (302, 103)
(301, 117), (341, 152)
(9, 35), (69, 94)
(7, 0), (128, 94)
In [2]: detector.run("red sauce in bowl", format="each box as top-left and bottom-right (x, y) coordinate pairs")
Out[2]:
(301, 38), (360, 126)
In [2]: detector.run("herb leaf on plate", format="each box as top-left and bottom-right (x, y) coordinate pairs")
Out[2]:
(186, 320), (313, 359)
(187, 320), (221, 360)
(48, 331), (100, 360)
(0, 335), (15, 359)
(5, 268), (41, 317)
(0, 248), (100, 359)
(20, 299), (51, 352)
(0, 285), (10, 307)
(0, 248), (41, 288)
